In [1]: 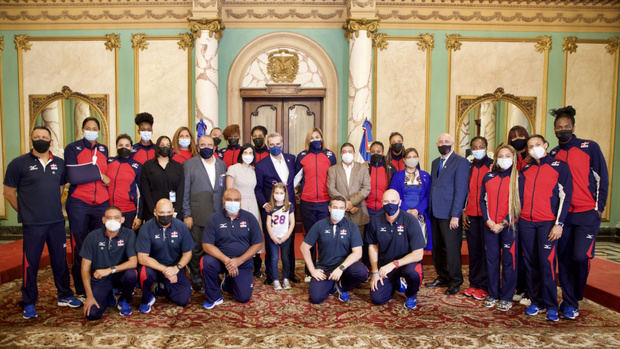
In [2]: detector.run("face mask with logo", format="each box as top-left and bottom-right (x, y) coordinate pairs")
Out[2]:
(200, 147), (214, 159)
(438, 145), (451, 155)
(370, 154), (384, 165)
(342, 153), (354, 164)
(529, 146), (546, 160)
(472, 149), (486, 160)
(213, 137), (222, 147)
(253, 137), (265, 149)
(269, 145), (282, 156)
(225, 201), (241, 216)
(405, 158), (419, 169)
(157, 214), (172, 226)
(242, 154), (254, 165)
(383, 202), (399, 216)
(310, 140), (322, 151)
(140, 131), (152, 143)
(157, 146), (171, 157)
(32, 140), (50, 153)
(117, 148), (132, 158)
(179, 138), (191, 149)
(274, 193), (285, 203)
(84, 130), (99, 142)
(228, 138), (239, 147)
(330, 208), (345, 223)
(555, 130), (573, 143)
(497, 158), (513, 170)
(105, 219), (121, 232)
(510, 139), (527, 151)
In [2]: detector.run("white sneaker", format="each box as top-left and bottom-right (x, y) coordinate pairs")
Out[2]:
(283, 278), (292, 290)
(520, 297), (532, 306)
(513, 292), (525, 302)
(273, 280), (283, 291)
(304, 275), (312, 283)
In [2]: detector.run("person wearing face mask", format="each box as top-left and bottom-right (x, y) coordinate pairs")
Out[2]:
(254, 132), (298, 284)
(106, 134), (142, 230)
(508, 126), (530, 171)
(294, 128), (337, 282)
(461, 136), (493, 301)
(426, 133), (470, 296)
(210, 127), (223, 154)
(201, 189), (264, 308)
(218, 124), (242, 168)
(479, 145), (521, 312)
(389, 147), (432, 252)
(367, 189), (426, 309)
(136, 199), (193, 313)
(4, 126), (82, 319)
(64, 117), (110, 299)
(548, 106), (608, 320)
(366, 142), (396, 218)
(300, 196), (367, 304)
(182, 135), (227, 291)
(172, 126), (197, 164)
(140, 136), (184, 223)
(519, 135), (572, 322)
(251, 125), (270, 163)
(386, 132), (406, 172)
(132, 112), (156, 165)
(80, 206), (138, 319)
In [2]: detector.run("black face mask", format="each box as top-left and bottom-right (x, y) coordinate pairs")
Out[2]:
(370, 154), (384, 164)
(117, 148), (132, 158)
(438, 145), (451, 155)
(157, 146), (171, 157)
(228, 138), (239, 147)
(157, 214), (172, 226)
(213, 137), (221, 147)
(32, 140), (50, 153)
(253, 137), (265, 149)
(510, 139), (527, 151)
(555, 130), (573, 143)
(391, 143), (403, 154)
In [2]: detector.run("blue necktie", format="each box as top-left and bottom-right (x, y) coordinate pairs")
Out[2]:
(438, 158), (445, 177)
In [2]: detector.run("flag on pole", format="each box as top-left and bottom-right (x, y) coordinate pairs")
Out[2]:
(359, 119), (373, 162)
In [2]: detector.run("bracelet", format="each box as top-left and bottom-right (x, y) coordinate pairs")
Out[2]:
(371, 271), (379, 275)
(392, 260), (400, 268)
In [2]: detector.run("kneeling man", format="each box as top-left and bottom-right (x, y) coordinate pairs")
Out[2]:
(136, 199), (193, 313)
(81, 206), (137, 320)
(367, 189), (425, 309)
(201, 188), (263, 309)
(301, 195), (368, 304)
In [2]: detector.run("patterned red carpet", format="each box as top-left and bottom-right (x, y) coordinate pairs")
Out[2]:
(0, 263), (619, 348)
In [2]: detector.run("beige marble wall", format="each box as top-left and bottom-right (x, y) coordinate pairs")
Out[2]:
(22, 40), (116, 150)
(565, 43), (615, 163)
(376, 40), (428, 169)
(449, 41), (544, 138)
(138, 40), (191, 143)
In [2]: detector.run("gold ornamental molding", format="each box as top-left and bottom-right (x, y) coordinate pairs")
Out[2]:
(372, 33), (388, 51)
(563, 36), (578, 54)
(177, 32), (194, 50)
(0, 36), (3, 53)
(445, 34), (462, 52)
(343, 18), (380, 40)
(131, 33), (149, 51)
(104, 33), (121, 51)
(417, 33), (434, 52)
(0, 34), (5, 219)
(266, 49), (299, 83)
(14, 34), (32, 51)
(535, 35), (552, 53)
(188, 17), (224, 41)
(605, 37), (620, 55)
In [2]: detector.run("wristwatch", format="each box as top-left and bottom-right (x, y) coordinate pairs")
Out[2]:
(338, 265), (346, 271)
(111, 266), (116, 274)
(176, 263), (184, 269)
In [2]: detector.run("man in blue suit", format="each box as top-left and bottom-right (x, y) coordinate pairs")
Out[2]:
(254, 132), (299, 284)
(425, 133), (470, 295)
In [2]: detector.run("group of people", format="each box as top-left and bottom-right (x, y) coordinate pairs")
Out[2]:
(3, 106), (606, 323)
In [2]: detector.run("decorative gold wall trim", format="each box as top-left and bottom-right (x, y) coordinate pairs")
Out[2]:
(188, 17), (224, 41)
(372, 32), (388, 50)
(266, 49), (299, 83)
(372, 34), (433, 167)
(343, 18), (380, 40)
(105, 33), (121, 51)
(0, 35), (6, 219)
(562, 36), (578, 54)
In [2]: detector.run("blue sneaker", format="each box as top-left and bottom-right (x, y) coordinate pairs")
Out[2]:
(22, 304), (37, 319)
(404, 297), (417, 309)
(525, 304), (545, 316)
(107, 292), (118, 307)
(546, 309), (559, 322)
(58, 296), (83, 308)
(399, 278), (407, 294)
(560, 306), (579, 320)
(139, 295), (156, 313)
(117, 300), (132, 316)
(202, 297), (223, 310)
(336, 282), (350, 303)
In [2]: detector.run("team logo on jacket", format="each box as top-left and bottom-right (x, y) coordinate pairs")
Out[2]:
(219, 223), (228, 229)
(98, 146), (105, 152)
(98, 242), (106, 247)
(240, 221), (247, 228)
(171, 231), (179, 238)
(488, 173), (495, 178)
(50, 163), (58, 171)
(339, 229), (347, 239)
(76, 146), (82, 151)
(379, 227), (387, 232)
(29, 165), (38, 171)
(117, 239), (125, 246)
(326, 151), (333, 157)
(544, 244), (552, 250)
(586, 234), (593, 240)
(132, 163), (139, 169)
(154, 234), (161, 239)
(324, 229), (331, 234)
(397, 225), (405, 234)
(551, 161), (560, 167)
(581, 142), (590, 148)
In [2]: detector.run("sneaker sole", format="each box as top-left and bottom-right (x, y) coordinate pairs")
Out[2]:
(117, 305), (133, 316)
(547, 316), (559, 322)
(473, 295), (487, 300)
(139, 297), (156, 313)
(203, 298), (223, 310)
(57, 301), (81, 308)
(403, 303), (417, 310)
(22, 314), (37, 319)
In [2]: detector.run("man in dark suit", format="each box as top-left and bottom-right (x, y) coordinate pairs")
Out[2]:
(254, 132), (299, 284)
(426, 133), (470, 295)
(182, 135), (227, 290)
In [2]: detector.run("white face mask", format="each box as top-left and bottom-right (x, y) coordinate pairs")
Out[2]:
(84, 130), (99, 142)
(472, 149), (486, 160)
(242, 154), (254, 165)
(341, 153), (354, 164)
(330, 208), (345, 223)
(225, 201), (241, 215)
(274, 193), (285, 203)
(405, 158), (419, 169)
(497, 158), (513, 170)
(140, 131), (152, 143)
(105, 219), (121, 232)
(179, 138), (191, 149)
(529, 146), (546, 160)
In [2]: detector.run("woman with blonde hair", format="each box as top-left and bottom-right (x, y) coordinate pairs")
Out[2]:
(479, 144), (521, 311)
(172, 126), (197, 164)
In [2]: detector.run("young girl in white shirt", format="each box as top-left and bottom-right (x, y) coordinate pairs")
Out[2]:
(266, 183), (296, 290)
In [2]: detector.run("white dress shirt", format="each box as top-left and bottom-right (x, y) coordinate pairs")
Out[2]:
(202, 157), (216, 188)
(343, 162), (354, 187)
(270, 154), (289, 183)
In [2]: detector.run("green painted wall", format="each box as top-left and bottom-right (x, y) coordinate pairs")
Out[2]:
(1, 28), (619, 228)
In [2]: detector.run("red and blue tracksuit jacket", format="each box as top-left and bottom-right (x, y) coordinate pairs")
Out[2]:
(480, 168), (512, 224)
(65, 138), (109, 205)
(516, 152), (528, 171)
(550, 136), (608, 213)
(107, 157), (142, 217)
(366, 163), (395, 211)
(218, 145), (241, 168)
(390, 154), (404, 172)
(295, 148), (337, 203)
(464, 156), (494, 217)
(132, 142), (155, 165)
(519, 155), (572, 224)
(255, 147), (270, 163)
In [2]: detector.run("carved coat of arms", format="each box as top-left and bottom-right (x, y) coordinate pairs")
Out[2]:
(267, 49), (299, 83)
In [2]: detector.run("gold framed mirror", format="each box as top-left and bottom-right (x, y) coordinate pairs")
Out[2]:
(455, 88), (536, 156)
(29, 86), (109, 158)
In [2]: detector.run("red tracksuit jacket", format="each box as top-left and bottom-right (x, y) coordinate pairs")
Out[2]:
(295, 148), (336, 203)
(64, 138), (109, 205)
(107, 157), (142, 216)
(464, 156), (494, 217)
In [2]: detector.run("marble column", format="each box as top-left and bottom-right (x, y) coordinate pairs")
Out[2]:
(480, 101), (496, 152)
(42, 100), (64, 157)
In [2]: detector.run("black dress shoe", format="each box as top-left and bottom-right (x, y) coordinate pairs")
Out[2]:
(264, 277), (273, 285)
(445, 286), (459, 295)
(288, 276), (301, 283)
(425, 279), (448, 288)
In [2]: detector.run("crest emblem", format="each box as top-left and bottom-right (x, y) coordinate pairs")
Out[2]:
(267, 49), (299, 83)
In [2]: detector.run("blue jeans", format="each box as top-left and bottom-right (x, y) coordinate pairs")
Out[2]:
(266, 233), (294, 281)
